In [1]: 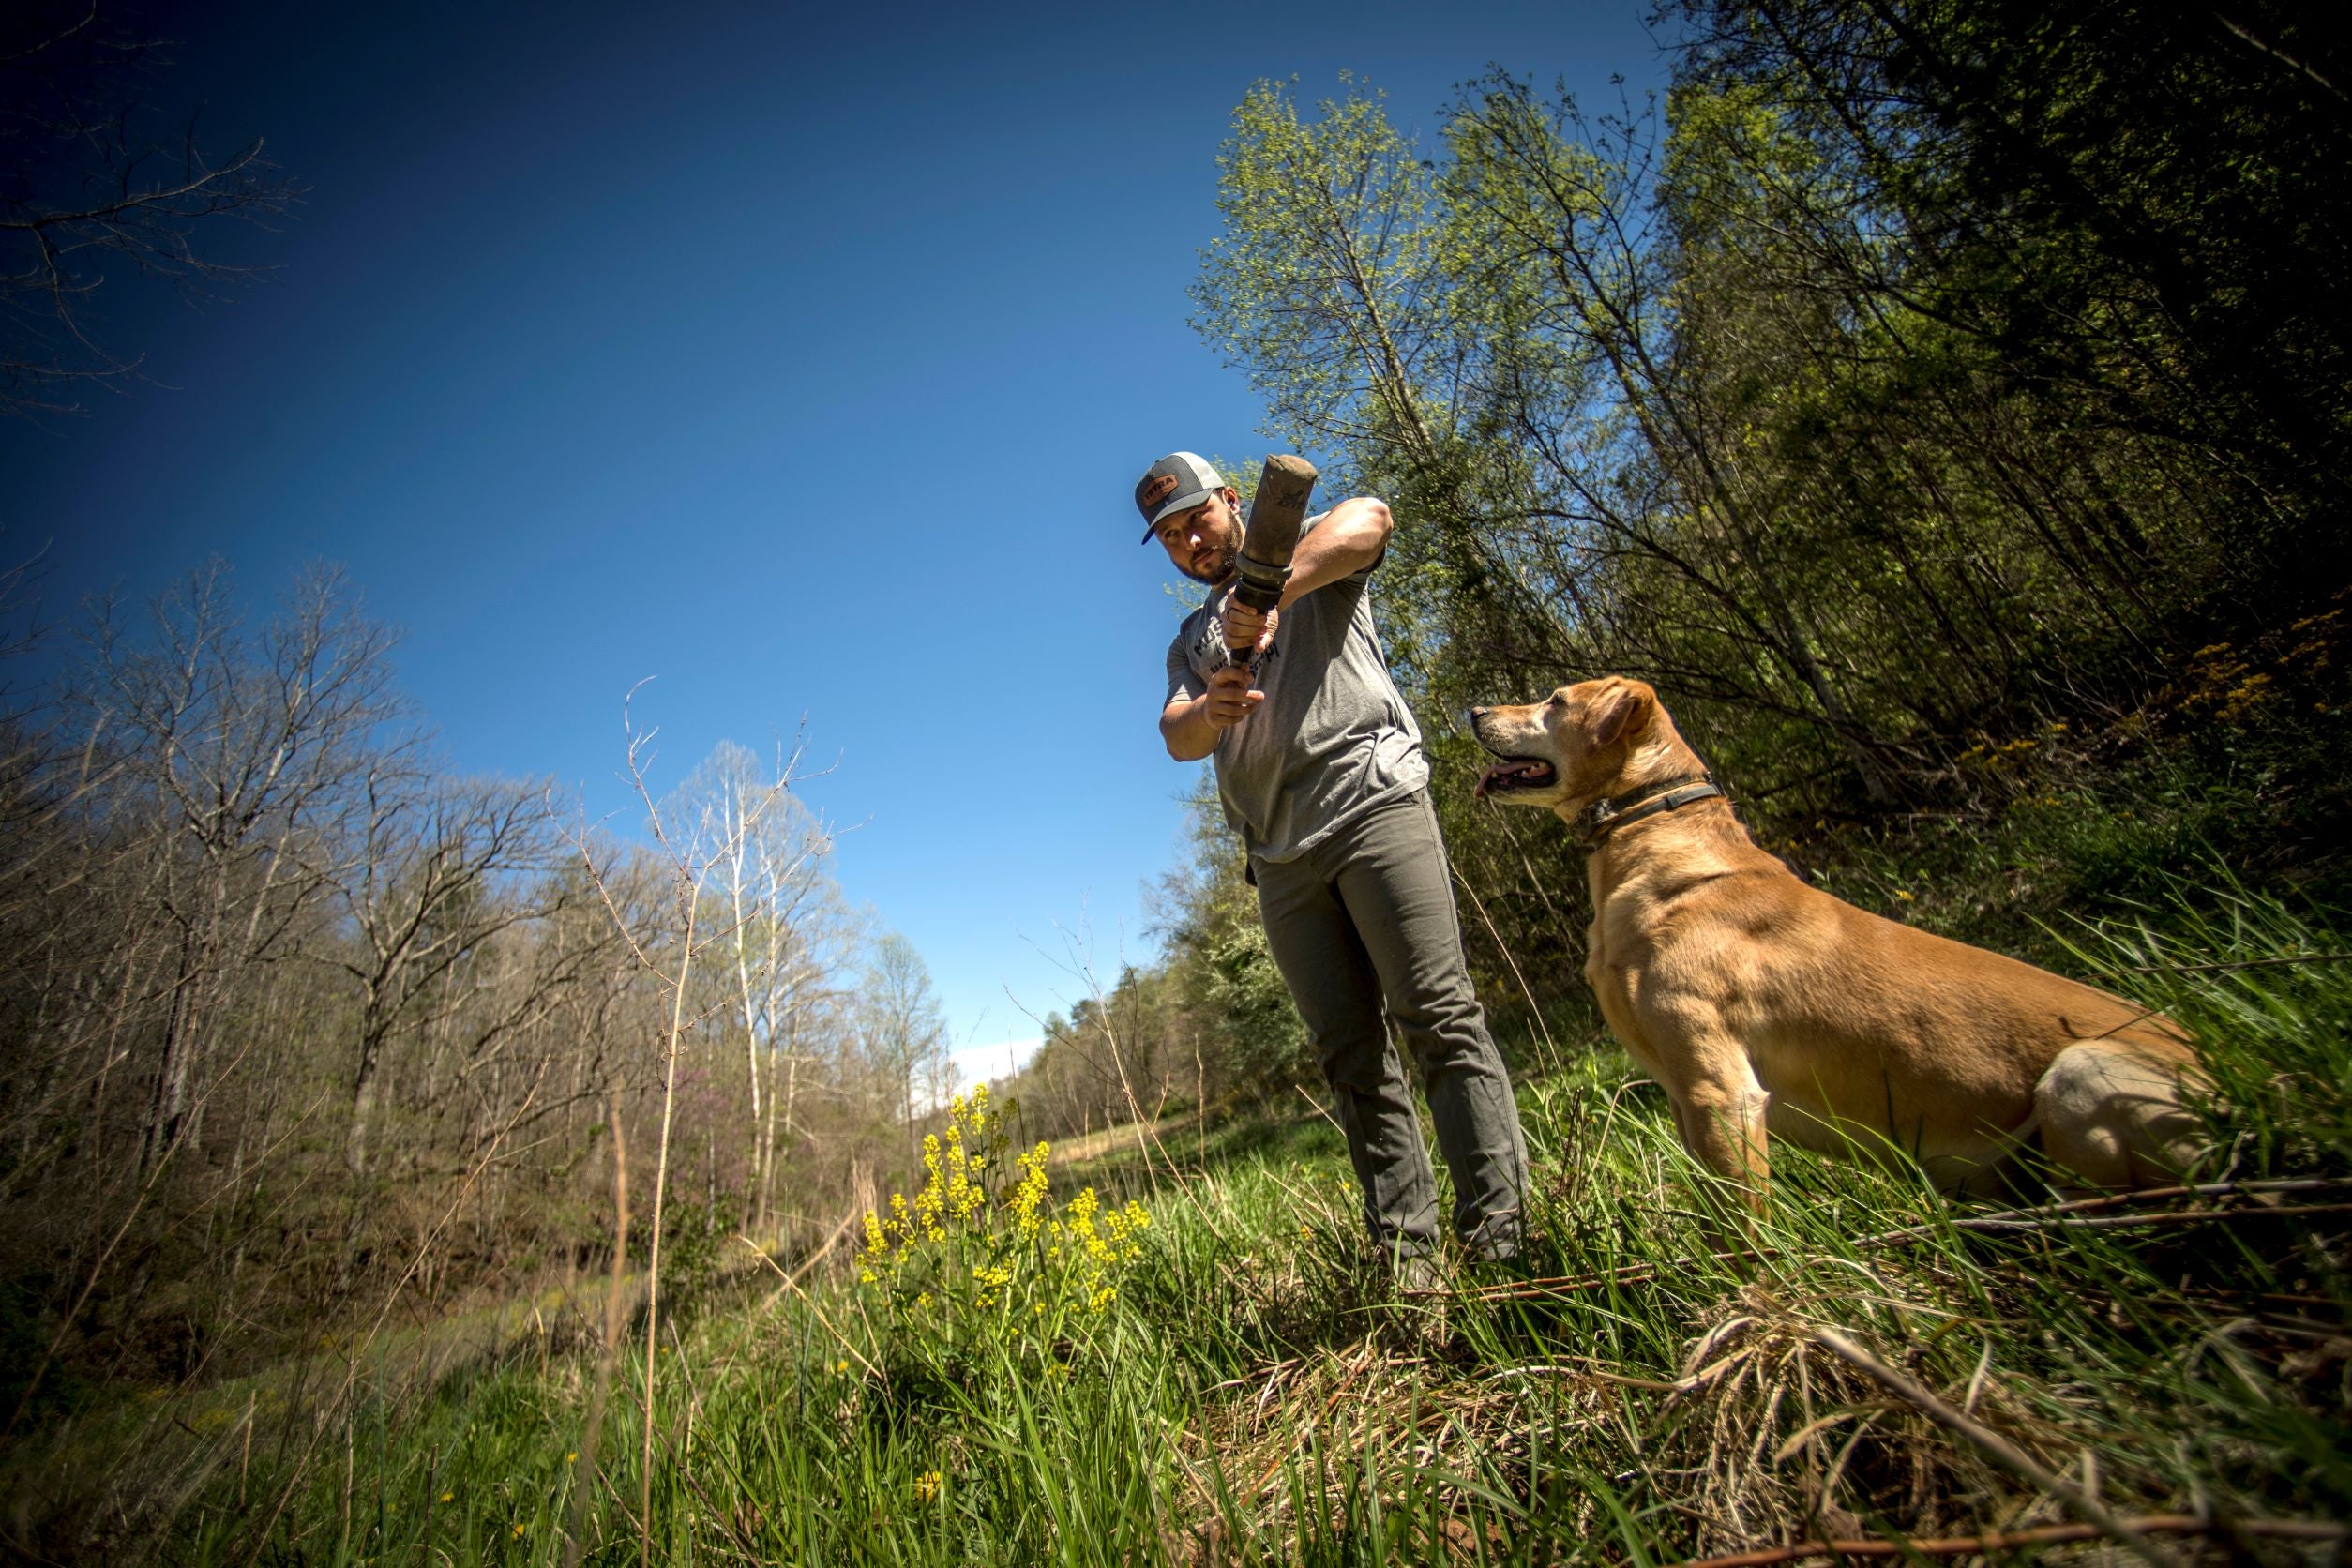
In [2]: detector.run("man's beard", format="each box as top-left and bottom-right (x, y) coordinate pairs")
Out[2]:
(1180, 545), (1238, 587)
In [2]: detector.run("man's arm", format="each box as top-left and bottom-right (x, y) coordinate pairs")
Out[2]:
(1161, 667), (1261, 761)
(1223, 496), (1393, 651)
(1277, 496), (1392, 607)
(1160, 497), (1388, 761)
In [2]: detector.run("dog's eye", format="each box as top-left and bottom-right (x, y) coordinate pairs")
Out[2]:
(1547, 693), (1567, 709)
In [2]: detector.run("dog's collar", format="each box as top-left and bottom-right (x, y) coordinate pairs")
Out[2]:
(1575, 771), (1726, 847)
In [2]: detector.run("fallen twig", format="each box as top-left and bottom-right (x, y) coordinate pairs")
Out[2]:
(1808, 1324), (2182, 1568)
(743, 1208), (861, 1312)
(1862, 1177), (2352, 1246)
(1485, 1361), (1681, 1393)
(1205, 1354), (1303, 1397)
(1449, 1248), (1776, 1304)
(1452, 1179), (2352, 1304)
(2122, 950), (2352, 975)
(1679, 1512), (2345, 1568)
(738, 1228), (882, 1380)
(1948, 1202), (2352, 1234)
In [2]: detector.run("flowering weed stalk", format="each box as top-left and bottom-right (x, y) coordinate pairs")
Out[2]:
(857, 1087), (1151, 1365)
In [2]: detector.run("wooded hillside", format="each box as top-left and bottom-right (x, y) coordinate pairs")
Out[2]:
(3, 2), (2347, 1556)
(1028, 0), (2349, 1088)
(0, 563), (972, 1424)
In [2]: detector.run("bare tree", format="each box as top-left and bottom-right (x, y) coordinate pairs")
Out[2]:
(857, 932), (949, 1150)
(0, 556), (963, 1497)
(665, 738), (854, 1233)
(328, 769), (555, 1177)
(570, 688), (818, 1566)
(86, 561), (399, 1173)
(2, 3), (300, 416)
(3, 563), (397, 1429)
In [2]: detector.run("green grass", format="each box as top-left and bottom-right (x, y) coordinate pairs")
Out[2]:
(11, 878), (2349, 1564)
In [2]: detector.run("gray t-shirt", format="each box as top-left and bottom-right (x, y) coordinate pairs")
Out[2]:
(1163, 517), (1429, 864)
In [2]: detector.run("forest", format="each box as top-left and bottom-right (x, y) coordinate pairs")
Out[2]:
(2, 0), (2345, 1560)
(1025, 0), (2347, 1131)
(0, 558), (991, 1415)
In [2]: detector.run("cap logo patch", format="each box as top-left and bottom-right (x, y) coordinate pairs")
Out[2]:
(1138, 474), (1180, 513)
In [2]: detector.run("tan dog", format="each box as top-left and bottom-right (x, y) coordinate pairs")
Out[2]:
(1471, 677), (2206, 1203)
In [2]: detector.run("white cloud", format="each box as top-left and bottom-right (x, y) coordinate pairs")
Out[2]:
(947, 1036), (1042, 1091)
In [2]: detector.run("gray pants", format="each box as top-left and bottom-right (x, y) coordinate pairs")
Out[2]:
(1254, 789), (1529, 1259)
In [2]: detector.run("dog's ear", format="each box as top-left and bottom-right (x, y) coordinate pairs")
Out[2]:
(1589, 680), (1656, 749)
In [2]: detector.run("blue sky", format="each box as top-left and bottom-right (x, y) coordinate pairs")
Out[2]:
(3, 0), (1668, 1068)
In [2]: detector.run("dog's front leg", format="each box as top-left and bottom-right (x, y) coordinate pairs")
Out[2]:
(1657, 1035), (1772, 1220)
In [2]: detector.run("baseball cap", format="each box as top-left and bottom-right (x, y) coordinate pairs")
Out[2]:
(1133, 452), (1226, 543)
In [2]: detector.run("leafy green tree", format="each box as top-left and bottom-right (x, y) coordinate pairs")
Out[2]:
(1188, 31), (2352, 1030)
(1674, 0), (2351, 611)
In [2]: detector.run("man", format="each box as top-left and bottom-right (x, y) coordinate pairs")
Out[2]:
(1138, 450), (1530, 1268)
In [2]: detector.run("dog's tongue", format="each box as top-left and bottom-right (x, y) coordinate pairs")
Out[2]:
(1476, 761), (1553, 800)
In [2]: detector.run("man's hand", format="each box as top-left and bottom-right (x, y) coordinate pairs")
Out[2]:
(1223, 602), (1278, 660)
(1163, 666), (1264, 760)
(1202, 666), (1265, 728)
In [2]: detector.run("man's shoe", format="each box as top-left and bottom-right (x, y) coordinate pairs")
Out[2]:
(1460, 1214), (1526, 1270)
(1394, 1254), (1444, 1297)
(1461, 1246), (1532, 1284)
